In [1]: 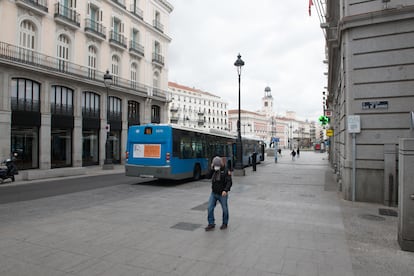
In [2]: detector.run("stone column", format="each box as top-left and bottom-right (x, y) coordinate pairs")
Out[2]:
(398, 138), (414, 252)
(73, 88), (82, 167)
(384, 144), (397, 206)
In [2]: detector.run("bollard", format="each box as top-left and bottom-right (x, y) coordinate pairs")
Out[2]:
(252, 152), (257, 171)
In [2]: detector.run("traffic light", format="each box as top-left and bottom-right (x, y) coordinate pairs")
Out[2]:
(318, 115), (330, 125)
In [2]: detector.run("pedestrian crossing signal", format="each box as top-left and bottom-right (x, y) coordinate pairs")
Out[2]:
(318, 115), (330, 125)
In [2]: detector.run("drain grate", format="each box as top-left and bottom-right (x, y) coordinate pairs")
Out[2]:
(358, 214), (386, 221)
(379, 208), (398, 217)
(170, 222), (202, 231)
(191, 202), (209, 211)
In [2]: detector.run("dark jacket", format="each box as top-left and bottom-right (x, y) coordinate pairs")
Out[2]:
(209, 168), (232, 195)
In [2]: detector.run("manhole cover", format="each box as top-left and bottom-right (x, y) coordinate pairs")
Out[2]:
(358, 214), (386, 221)
(170, 222), (202, 231)
(379, 208), (398, 217)
(191, 202), (209, 211)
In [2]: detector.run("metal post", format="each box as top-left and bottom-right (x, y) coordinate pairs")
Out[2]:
(234, 54), (244, 173)
(352, 132), (356, 201)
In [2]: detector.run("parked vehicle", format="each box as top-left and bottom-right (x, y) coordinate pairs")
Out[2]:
(0, 159), (18, 183)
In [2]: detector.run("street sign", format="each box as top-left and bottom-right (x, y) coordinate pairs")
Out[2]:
(347, 115), (361, 133)
(271, 137), (280, 143)
(325, 110), (332, 117)
(326, 129), (333, 137)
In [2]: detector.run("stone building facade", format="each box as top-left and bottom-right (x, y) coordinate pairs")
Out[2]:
(168, 82), (228, 130)
(325, 0), (414, 203)
(0, 0), (173, 171)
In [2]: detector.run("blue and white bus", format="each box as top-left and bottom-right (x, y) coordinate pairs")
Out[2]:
(125, 124), (234, 180)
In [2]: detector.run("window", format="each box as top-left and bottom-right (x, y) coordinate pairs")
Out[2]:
(57, 34), (70, 72)
(153, 71), (160, 89)
(128, 100), (140, 125)
(154, 41), (161, 54)
(151, 105), (160, 124)
(11, 78), (40, 112)
(51, 86), (73, 115)
(131, 62), (138, 89)
(108, 96), (122, 121)
(82, 91), (100, 118)
(19, 20), (36, 62)
(111, 55), (120, 85)
(88, 46), (97, 79)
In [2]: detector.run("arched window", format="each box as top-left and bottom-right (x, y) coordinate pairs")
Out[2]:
(51, 85), (73, 115)
(11, 78), (40, 112)
(82, 91), (100, 118)
(130, 62), (138, 89)
(88, 45), (97, 79)
(107, 96), (122, 121)
(111, 55), (120, 85)
(57, 34), (70, 72)
(19, 20), (36, 61)
(153, 71), (160, 89)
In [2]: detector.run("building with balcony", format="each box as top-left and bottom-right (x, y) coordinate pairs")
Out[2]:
(168, 82), (229, 130)
(325, 0), (414, 203)
(0, 0), (173, 171)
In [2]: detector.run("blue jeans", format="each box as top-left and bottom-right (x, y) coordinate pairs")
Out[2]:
(207, 192), (229, 225)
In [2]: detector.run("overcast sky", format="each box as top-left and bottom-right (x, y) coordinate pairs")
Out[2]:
(168, 0), (326, 121)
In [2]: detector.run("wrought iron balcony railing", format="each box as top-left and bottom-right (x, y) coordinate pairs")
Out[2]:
(111, 0), (126, 9)
(0, 41), (167, 100)
(84, 19), (106, 39)
(16, 0), (48, 15)
(54, 3), (80, 28)
(153, 20), (164, 33)
(129, 41), (144, 57)
(109, 31), (127, 49)
(152, 53), (164, 66)
(130, 4), (143, 20)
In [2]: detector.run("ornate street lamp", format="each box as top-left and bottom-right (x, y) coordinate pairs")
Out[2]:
(234, 54), (245, 173)
(103, 70), (113, 169)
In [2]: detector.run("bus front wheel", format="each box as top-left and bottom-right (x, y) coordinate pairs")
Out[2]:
(193, 164), (201, 180)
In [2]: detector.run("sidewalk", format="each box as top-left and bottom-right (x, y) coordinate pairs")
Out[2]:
(0, 151), (413, 275)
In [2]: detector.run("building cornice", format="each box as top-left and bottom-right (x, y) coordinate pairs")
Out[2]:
(340, 4), (414, 32)
(155, 0), (174, 13)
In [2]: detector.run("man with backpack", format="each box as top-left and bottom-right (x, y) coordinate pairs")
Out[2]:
(205, 156), (232, 231)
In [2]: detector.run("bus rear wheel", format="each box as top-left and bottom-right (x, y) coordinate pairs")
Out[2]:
(193, 164), (201, 180)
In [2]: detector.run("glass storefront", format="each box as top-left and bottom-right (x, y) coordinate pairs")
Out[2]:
(82, 129), (99, 166)
(51, 128), (72, 168)
(11, 127), (39, 170)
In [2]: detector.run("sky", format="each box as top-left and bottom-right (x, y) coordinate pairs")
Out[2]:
(168, 0), (326, 122)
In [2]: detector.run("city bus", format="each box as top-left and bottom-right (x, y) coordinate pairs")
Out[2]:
(125, 124), (234, 180)
(241, 137), (265, 165)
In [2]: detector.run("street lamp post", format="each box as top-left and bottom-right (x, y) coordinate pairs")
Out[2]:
(103, 70), (113, 169)
(234, 54), (245, 174)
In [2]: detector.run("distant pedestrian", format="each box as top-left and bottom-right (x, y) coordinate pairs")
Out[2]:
(296, 148), (300, 158)
(205, 156), (233, 231)
(291, 149), (296, 161)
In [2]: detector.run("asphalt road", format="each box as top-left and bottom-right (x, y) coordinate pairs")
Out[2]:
(0, 174), (155, 204)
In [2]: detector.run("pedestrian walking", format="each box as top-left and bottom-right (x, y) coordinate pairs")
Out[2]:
(291, 149), (296, 161)
(205, 156), (232, 231)
(296, 148), (300, 158)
